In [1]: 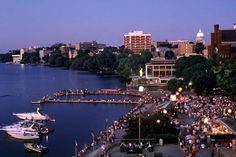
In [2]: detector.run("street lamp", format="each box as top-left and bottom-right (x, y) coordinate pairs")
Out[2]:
(163, 109), (168, 115)
(178, 87), (183, 93)
(188, 81), (192, 86)
(138, 86), (144, 143)
(227, 108), (232, 114)
(156, 119), (161, 124)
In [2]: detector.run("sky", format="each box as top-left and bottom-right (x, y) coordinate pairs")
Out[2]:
(0, 0), (235, 53)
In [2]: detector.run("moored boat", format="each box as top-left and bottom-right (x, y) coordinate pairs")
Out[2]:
(24, 143), (48, 153)
(13, 108), (52, 121)
(7, 131), (39, 140)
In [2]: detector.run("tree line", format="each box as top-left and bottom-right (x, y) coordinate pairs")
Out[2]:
(167, 55), (236, 100)
(42, 47), (153, 79)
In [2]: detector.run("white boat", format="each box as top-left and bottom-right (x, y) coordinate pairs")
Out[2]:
(7, 131), (39, 140)
(13, 108), (51, 121)
(24, 143), (48, 153)
(0, 121), (41, 132)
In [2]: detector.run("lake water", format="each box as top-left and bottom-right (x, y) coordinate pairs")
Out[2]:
(0, 63), (133, 157)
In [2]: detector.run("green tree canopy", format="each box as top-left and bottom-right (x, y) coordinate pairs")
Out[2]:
(165, 51), (176, 59)
(194, 43), (206, 54)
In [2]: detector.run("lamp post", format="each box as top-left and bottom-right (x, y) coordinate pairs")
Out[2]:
(105, 118), (108, 142)
(138, 85), (144, 143)
(163, 109), (168, 115)
(138, 106), (141, 143)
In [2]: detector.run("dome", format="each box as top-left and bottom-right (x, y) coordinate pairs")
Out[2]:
(197, 29), (204, 38)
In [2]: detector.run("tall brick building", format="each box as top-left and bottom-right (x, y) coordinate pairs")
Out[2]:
(124, 31), (151, 54)
(208, 24), (236, 58)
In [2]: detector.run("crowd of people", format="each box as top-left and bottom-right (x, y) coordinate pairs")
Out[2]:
(76, 90), (159, 156)
(174, 89), (236, 157)
(76, 87), (236, 157)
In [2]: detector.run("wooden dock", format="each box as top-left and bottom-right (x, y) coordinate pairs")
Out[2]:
(32, 89), (145, 105)
(33, 99), (138, 105)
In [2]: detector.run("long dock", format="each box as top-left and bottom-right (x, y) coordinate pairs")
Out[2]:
(32, 89), (144, 105)
(32, 99), (138, 105)
(53, 89), (142, 97)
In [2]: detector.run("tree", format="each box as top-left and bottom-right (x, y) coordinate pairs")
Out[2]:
(124, 113), (178, 140)
(194, 43), (206, 54)
(30, 55), (40, 64)
(0, 53), (13, 62)
(140, 50), (153, 63)
(55, 56), (64, 67)
(213, 57), (236, 100)
(174, 55), (216, 95)
(192, 69), (216, 95)
(97, 50), (118, 72)
(48, 51), (61, 66)
(165, 51), (176, 59)
(175, 55), (207, 78)
(21, 53), (40, 64)
(70, 50), (90, 70)
(167, 79), (185, 94)
(84, 56), (99, 72)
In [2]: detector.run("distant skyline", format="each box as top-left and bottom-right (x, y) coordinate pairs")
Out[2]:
(0, 0), (236, 53)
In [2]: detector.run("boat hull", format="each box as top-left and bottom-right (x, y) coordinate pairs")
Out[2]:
(7, 131), (39, 140)
(24, 143), (48, 153)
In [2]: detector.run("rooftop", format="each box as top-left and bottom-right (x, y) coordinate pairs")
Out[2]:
(217, 118), (236, 135)
(222, 30), (236, 42)
(124, 31), (151, 36)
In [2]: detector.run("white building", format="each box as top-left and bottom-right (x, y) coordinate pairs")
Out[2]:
(12, 54), (21, 64)
(145, 58), (176, 86)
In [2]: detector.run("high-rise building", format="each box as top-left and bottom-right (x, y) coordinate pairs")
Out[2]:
(124, 31), (151, 54)
(208, 24), (236, 58)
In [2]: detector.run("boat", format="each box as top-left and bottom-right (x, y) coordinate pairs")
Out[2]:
(1, 120), (53, 135)
(7, 131), (39, 140)
(31, 100), (45, 104)
(38, 127), (55, 135)
(0, 120), (42, 132)
(13, 108), (51, 121)
(24, 143), (48, 153)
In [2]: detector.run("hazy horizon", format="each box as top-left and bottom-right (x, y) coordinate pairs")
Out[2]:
(0, 0), (236, 53)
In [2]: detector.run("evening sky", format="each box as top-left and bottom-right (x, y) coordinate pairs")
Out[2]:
(0, 0), (235, 52)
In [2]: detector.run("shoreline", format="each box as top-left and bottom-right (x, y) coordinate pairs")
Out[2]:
(1, 62), (133, 82)
(77, 90), (169, 157)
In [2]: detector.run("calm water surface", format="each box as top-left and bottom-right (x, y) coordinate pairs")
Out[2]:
(0, 63), (133, 157)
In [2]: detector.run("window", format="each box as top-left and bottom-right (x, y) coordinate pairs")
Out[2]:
(154, 71), (159, 77)
(160, 71), (165, 77)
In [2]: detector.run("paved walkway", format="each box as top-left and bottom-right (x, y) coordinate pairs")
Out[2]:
(109, 144), (184, 157)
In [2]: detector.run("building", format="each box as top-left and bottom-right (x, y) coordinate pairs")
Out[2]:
(145, 58), (176, 86)
(208, 24), (236, 58)
(178, 42), (194, 56)
(168, 40), (189, 46)
(39, 49), (53, 62)
(68, 49), (78, 60)
(124, 31), (151, 54)
(79, 41), (106, 52)
(196, 29), (205, 43)
(12, 54), (21, 64)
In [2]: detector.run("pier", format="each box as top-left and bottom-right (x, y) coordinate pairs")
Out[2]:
(32, 98), (139, 105)
(32, 89), (144, 105)
(53, 89), (142, 97)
